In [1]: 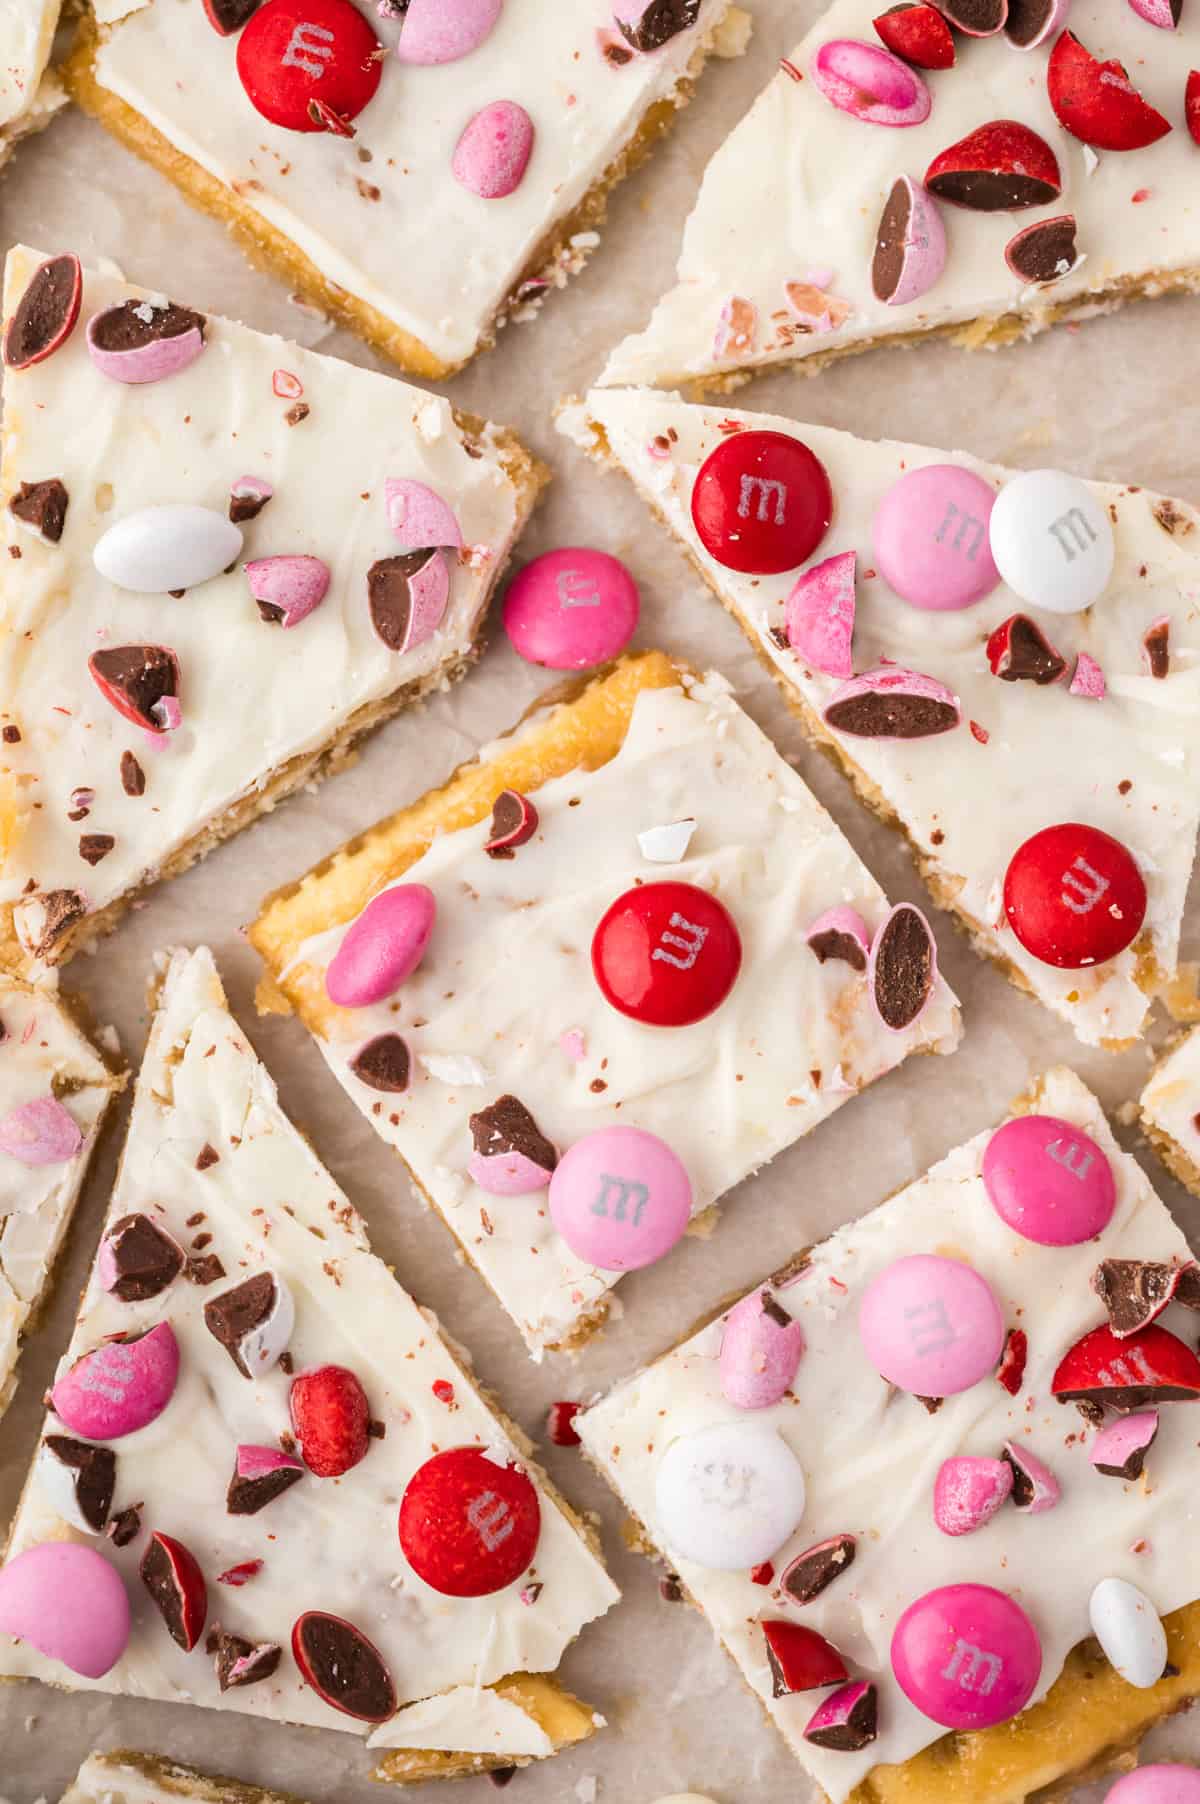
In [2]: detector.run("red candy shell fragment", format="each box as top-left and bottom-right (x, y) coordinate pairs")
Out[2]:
(692, 430), (833, 576)
(784, 550), (856, 676)
(484, 789), (539, 857)
(873, 3), (955, 68)
(926, 121), (1062, 211)
(1051, 1322), (1200, 1410)
(88, 645), (181, 735)
(1047, 33), (1171, 152)
(986, 614), (1066, 684)
(4, 253), (82, 370)
(292, 1610), (397, 1720)
(762, 1619), (849, 1695)
(997, 1326), (1027, 1394)
(1003, 822), (1147, 969)
(236, 0), (382, 133)
(399, 1446), (541, 1597)
(1188, 71), (1200, 146)
(811, 40), (931, 128)
(140, 1532), (208, 1651)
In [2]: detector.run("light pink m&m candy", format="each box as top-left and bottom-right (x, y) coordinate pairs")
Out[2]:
(325, 884), (436, 1009)
(873, 465), (1001, 611)
(982, 1115), (1116, 1246)
(0, 1542), (131, 1678)
(503, 549), (639, 671)
(51, 1321), (180, 1440)
(453, 101), (535, 199)
(859, 1254), (1005, 1395)
(548, 1126), (691, 1271)
(892, 1583), (1041, 1729)
(0, 1096), (83, 1165)
(395, 0), (502, 63)
(1108, 1768), (1200, 1803)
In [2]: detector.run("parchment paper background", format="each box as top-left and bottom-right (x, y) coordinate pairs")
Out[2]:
(3, 3), (1200, 1799)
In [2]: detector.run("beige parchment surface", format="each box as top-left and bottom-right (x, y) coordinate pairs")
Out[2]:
(2, 4), (1200, 1801)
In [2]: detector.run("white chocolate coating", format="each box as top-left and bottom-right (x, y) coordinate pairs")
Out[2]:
(293, 671), (961, 1356)
(578, 1067), (1200, 1802)
(1141, 1028), (1200, 1183)
(574, 390), (1200, 1046)
(0, 948), (618, 1744)
(0, 0), (60, 134)
(59, 1750), (301, 1804)
(603, 0), (1200, 389)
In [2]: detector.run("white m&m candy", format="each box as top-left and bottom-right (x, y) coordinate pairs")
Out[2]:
(989, 470), (1115, 614)
(654, 1421), (806, 1570)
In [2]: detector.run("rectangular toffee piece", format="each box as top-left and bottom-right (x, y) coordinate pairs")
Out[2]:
(0, 948), (617, 1784)
(577, 1066), (1200, 1804)
(600, 2), (1200, 394)
(0, 243), (546, 976)
(0, 1), (67, 170)
(59, 1749), (308, 1804)
(250, 650), (961, 1359)
(0, 975), (122, 1422)
(569, 391), (1200, 1049)
(61, 0), (745, 380)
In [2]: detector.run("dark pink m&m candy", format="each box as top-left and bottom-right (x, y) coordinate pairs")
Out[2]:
(502, 548), (638, 670)
(592, 881), (742, 1027)
(691, 431), (833, 575)
(237, 0), (382, 133)
(982, 1114), (1116, 1246)
(1003, 822), (1147, 969)
(891, 1583), (1041, 1730)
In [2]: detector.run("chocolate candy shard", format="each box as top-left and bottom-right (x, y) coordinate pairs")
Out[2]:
(40, 1435), (116, 1533)
(88, 645), (180, 735)
(209, 1626), (282, 1690)
(485, 789), (539, 858)
(1144, 617), (1171, 680)
(1091, 1258), (1181, 1338)
(203, 1272), (294, 1378)
(925, 121), (1062, 211)
(616, 0), (702, 52)
(120, 751), (146, 797)
(1090, 1408), (1159, 1480)
(88, 300), (206, 356)
(9, 479), (69, 545)
(938, 0), (1006, 31)
(1052, 1322), (1200, 1410)
(781, 1533), (857, 1605)
(202, 0), (262, 32)
(869, 903), (937, 1033)
(1005, 216), (1079, 286)
(100, 1212), (185, 1302)
(140, 1531), (208, 1651)
(807, 929), (868, 971)
(18, 888), (87, 961)
(226, 1445), (304, 1516)
(291, 1610), (397, 1721)
(986, 614), (1067, 684)
(349, 1033), (411, 1094)
(469, 1095), (558, 1173)
(367, 548), (449, 653)
(804, 1679), (879, 1751)
(107, 1503), (142, 1547)
(4, 254), (82, 370)
(762, 1620), (849, 1696)
(824, 667), (960, 739)
(229, 475), (273, 523)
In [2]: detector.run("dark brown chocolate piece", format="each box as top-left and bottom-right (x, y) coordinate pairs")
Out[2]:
(616, 0), (700, 49)
(107, 1503), (142, 1547)
(209, 1627), (282, 1691)
(9, 478), (68, 544)
(295, 1612), (396, 1720)
(349, 1033), (411, 1094)
(872, 178), (912, 305)
(1092, 1259), (1180, 1338)
(120, 750), (146, 796)
(23, 888), (86, 959)
(871, 905), (935, 1032)
(89, 645), (179, 731)
(469, 1095), (558, 1174)
(824, 689), (958, 738)
(1007, 217), (1078, 286)
(937, 0), (1005, 28)
(78, 833), (115, 866)
(366, 549), (438, 651)
(1144, 619), (1170, 680)
(1004, 0), (1055, 43)
(4, 254), (80, 369)
(103, 1213), (185, 1302)
(42, 1434), (116, 1532)
(229, 486), (271, 524)
(89, 299), (205, 355)
(185, 1253), (227, 1285)
(807, 929), (867, 972)
(226, 1457), (303, 1517)
(203, 1272), (279, 1377)
(781, 1534), (856, 1605)
(204, 0), (262, 32)
(995, 616), (1067, 684)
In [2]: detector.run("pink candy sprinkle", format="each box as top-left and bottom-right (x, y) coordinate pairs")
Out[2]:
(0, 1096), (84, 1166)
(713, 296), (758, 361)
(272, 369), (303, 400)
(1069, 651), (1107, 699)
(559, 1027), (588, 1062)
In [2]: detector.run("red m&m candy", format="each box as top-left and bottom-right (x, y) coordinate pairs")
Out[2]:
(691, 431), (833, 575)
(399, 1447), (540, 1597)
(1003, 823), (1147, 970)
(591, 881), (742, 1027)
(237, 0), (382, 133)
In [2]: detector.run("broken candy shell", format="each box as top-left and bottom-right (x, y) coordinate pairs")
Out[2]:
(246, 555), (330, 628)
(989, 469), (1114, 614)
(237, 0), (382, 130)
(293, 1610), (397, 1719)
(869, 902), (938, 1033)
(892, 1584), (1041, 1729)
(655, 1422), (806, 1569)
(395, 0), (503, 64)
(1189, 71), (1200, 147)
(1052, 1322), (1200, 1409)
(784, 550), (856, 676)
(860, 1254), (1005, 1395)
(86, 301), (206, 385)
(719, 1286), (805, 1410)
(503, 547), (639, 669)
(982, 1114), (1116, 1246)
(384, 478), (463, 553)
(933, 1456), (1013, 1535)
(874, 463), (1000, 610)
(997, 1326), (1027, 1395)
(326, 883), (436, 1008)
(1048, 33), (1172, 151)
(227, 1443), (304, 1515)
(51, 1321), (180, 1440)
(453, 101), (535, 199)
(1002, 1442), (1060, 1513)
(872, 176), (946, 307)
(468, 1094), (558, 1195)
(938, 0), (1006, 31)
(36, 1435), (116, 1534)
(811, 40), (931, 127)
(1003, 822), (1146, 968)
(367, 548), (450, 653)
(94, 505), (243, 593)
(230, 474), (273, 523)
(873, 3), (955, 68)
(3, 253), (82, 370)
(824, 667), (961, 739)
(99, 1212), (186, 1301)
(485, 789), (539, 857)
(1089, 1578), (1167, 1688)
(637, 818), (696, 864)
(986, 614), (1066, 684)
(141, 1531), (208, 1652)
(1003, 0), (1071, 47)
(1069, 653), (1106, 699)
(89, 644), (180, 735)
(398, 1445), (541, 1596)
(781, 1533), (857, 1604)
(762, 1620), (848, 1694)
(549, 1125), (691, 1270)
(1005, 216), (1079, 287)
(203, 0), (261, 33)
(212, 1628), (282, 1691)
(691, 431), (833, 577)
(806, 906), (870, 973)
(0, 1542), (130, 1677)
(0, 1096), (83, 1166)
(614, 0), (702, 51)
(925, 121), (1062, 210)
(804, 1679), (879, 1751)
(204, 1271), (295, 1378)
(1091, 1409), (1158, 1480)
(1108, 1769), (1200, 1803)
(1093, 1259), (1182, 1338)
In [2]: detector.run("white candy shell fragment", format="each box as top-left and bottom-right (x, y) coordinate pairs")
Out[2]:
(637, 819), (697, 863)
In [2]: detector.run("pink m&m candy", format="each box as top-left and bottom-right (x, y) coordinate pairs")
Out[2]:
(873, 464), (1000, 611)
(325, 884), (436, 1009)
(1108, 1769), (1200, 1804)
(395, 0), (503, 64)
(502, 549), (639, 671)
(982, 1114), (1116, 1246)
(859, 1254), (1005, 1395)
(891, 1583), (1041, 1729)
(0, 1096), (83, 1166)
(549, 1126), (691, 1271)
(0, 1542), (131, 1678)
(51, 1321), (180, 1440)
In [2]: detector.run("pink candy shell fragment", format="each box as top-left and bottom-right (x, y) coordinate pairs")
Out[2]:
(85, 311), (205, 386)
(1069, 651), (1107, 699)
(1090, 1409), (1159, 1477)
(878, 176), (947, 308)
(0, 1096), (83, 1166)
(806, 905), (871, 964)
(452, 101), (535, 199)
(713, 296), (758, 361)
(236, 1443), (304, 1480)
(719, 1287), (805, 1410)
(384, 479), (464, 553)
(784, 550), (857, 677)
(1126, 0), (1178, 24)
(395, 0), (503, 64)
(326, 884), (437, 1009)
(933, 1456), (1013, 1535)
(825, 665), (962, 737)
(811, 39), (931, 127)
(245, 555), (331, 629)
(401, 549), (452, 655)
(0, 1542), (131, 1678)
(468, 1146), (555, 1196)
(1003, 1442), (1060, 1514)
(804, 1679), (876, 1746)
(51, 1321), (181, 1441)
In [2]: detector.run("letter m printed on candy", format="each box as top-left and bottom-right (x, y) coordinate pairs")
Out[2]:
(941, 1637), (1003, 1697)
(738, 473), (788, 526)
(281, 18), (334, 75)
(590, 1172), (650, 1228)
(651, 911), (708, 972)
